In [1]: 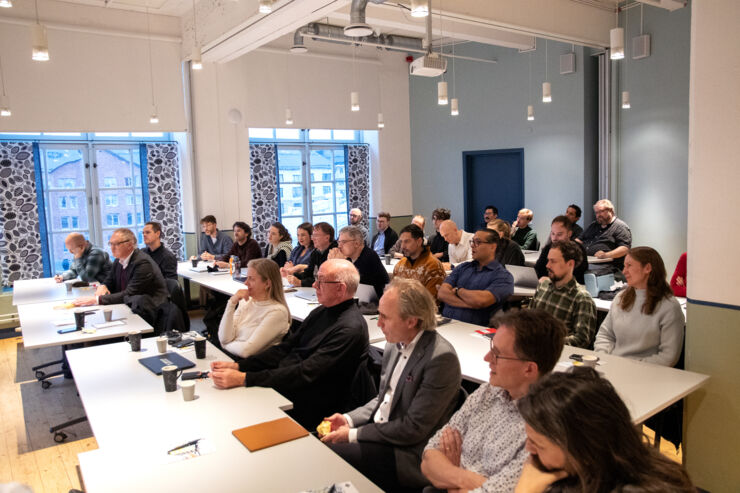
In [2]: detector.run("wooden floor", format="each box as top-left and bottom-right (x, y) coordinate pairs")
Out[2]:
(0, 313), (681, 491)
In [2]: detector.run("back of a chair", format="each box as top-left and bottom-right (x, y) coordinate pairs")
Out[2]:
(165, 278), (190, 331)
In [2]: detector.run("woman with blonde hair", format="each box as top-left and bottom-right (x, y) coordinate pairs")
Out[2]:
(218, 258), (291, 360)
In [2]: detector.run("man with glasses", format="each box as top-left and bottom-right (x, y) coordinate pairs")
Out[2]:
(74, 228), (168, 325)
(198, 215), (233, 260)
(421, 310), (567, 492)
(437, 229), (514, 326)
(55, 232), (112, 283)
(349, 208), (369, 246)
(371, 212), (398, 257)
(328, 226), (388, 299)
(287, 222), (337, 287)
(210, 259), (374, 428)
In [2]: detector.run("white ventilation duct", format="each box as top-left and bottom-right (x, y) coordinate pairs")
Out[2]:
(344, 0), (373, 38)
(291, 23), (425, 54)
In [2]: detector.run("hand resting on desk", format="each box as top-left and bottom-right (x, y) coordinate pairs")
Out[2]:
(210, 360), (244, 388)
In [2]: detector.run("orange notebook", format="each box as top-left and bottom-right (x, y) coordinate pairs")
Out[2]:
(232, 417), (309, 452)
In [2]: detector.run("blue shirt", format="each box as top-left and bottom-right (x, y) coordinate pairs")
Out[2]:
(289, 245), (314, 266)
(373, 231), (386, 256)
(442, 259), (514, 326)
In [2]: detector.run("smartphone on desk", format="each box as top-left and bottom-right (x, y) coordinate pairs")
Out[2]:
(57, 327), (81, 334)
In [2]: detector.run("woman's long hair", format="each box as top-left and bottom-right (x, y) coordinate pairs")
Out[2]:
(518, 368), (694, 493)
(619, 246), (673, 315)
(247, 258), (290, 319)
(297, 222), (314, 249)
(270, 222), (292, 243)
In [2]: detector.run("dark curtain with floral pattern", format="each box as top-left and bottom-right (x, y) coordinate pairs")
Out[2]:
(144, 143), (184, 260)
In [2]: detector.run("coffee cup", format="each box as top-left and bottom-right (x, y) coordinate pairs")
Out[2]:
(125, 330), (142, 352)
(156, 336), (168, 353)
(103, 309), (113, 322)
(74, 310), (87, 330)
(162, 365), (181, 392)
(581, 355), (599, 368)
(65, 281), (74, 293)
(385, 254), (392, 265)
(194, 335), (207, 359)
(191, 258), (200, 268)
(181, 380), (196, 401)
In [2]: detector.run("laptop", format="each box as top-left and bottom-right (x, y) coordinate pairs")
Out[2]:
(355, 283), (380, 305)
(138, 352), (196, 375)
(295, 290), (318, 302)
(506, 265), (540, 289)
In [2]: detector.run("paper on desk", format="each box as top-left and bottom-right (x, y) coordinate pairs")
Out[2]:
(299, 482), (360, 493)
(53, 319), (76, 326)
(92, 320), (126, 329)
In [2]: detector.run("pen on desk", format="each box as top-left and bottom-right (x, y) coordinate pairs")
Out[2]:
(167, 438), (202, 455)
(370, 316), (378, 320)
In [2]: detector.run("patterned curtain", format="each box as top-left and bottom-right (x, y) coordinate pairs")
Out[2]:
(0, 142), (46, 286)
(249, 144), (279, 250)
(144, 143), (184, 259)
(346, 144), (370, 228)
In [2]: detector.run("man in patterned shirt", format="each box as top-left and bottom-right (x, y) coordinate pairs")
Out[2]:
(420, 309), (566, 492)
(393, 224), (446, 297)
(529, 240), (597, 348)
(54, 233), (112, 283)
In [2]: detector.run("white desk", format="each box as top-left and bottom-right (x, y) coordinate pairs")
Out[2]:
(69, 338), (382, 493)
(12, 277), (98, 305)
(592, 296), (687, 318)
(377, 319), (707, 424)
(19, 301), (152, 349)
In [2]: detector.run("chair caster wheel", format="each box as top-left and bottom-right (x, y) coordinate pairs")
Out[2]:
(53, 431), (67, 443)
(35, 370), (45, 379)
(41, 380), (52, 389)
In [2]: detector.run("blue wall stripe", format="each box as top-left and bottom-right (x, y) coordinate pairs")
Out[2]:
(687, 298), (740, 312)
(139, 144), (151, 221)
(32, 143), (52, 277)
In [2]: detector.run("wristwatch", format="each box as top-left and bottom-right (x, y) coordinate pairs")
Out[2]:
(454, 287), (461, 298)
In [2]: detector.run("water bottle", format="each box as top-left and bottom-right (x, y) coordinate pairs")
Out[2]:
(231, 255), (240, 280)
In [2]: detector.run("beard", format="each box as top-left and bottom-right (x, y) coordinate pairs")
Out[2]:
(547, 270), (564, 284)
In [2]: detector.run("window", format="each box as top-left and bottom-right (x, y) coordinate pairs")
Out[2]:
(107, 214), (120, 226)
(136, 212), (143, 225)
(127, 212), (133, 225)
(61, 216), (69, 229)
(59, 197), (67, 209)
(57, 178), (76, 188)
(124, 177), (132, 187)
(103, 177), (117, 188)
(126, 195), (134, 206)
(69, 196), (78, 208)
(72, 216), (79, 228)
(105, 194), (118, 207)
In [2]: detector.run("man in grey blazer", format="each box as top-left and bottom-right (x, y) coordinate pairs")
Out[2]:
(321, 278), (462, 491)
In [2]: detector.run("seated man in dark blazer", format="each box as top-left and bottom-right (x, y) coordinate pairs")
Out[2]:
(371, 211), (399, 257)
(74, 228), (168, 325)
(210, 259), (374, 428)
(320, 278), (462, 492)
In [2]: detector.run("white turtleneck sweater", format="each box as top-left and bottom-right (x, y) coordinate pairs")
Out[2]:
(218, 298), (290, 359)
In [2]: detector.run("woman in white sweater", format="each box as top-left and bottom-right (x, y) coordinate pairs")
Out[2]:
(218, 258), (291, 359)
(593, 247), (684, 366)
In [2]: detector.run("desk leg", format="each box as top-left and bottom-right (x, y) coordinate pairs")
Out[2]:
(183, 278), (194, 310)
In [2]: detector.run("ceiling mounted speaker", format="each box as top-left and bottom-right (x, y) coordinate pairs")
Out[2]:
(632, 34), (651, 60)
(560, 53), (576, 75)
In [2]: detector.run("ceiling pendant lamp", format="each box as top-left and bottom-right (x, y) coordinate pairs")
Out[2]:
(191, 0), (202, 70)
(526, 52), (534, 121)
(542, 40), (551, 103)
(621, 91), (630, 109)
(527, 104), (534, 121)
(437, 81), (448, 105)
(450, 98), (459, 116)
(410, 0), (428, 18)
(610, 27), (624, 60)
(377, 112), (384, 129)
(259, 0), (272, 14)
(145, 1), (158, 124)
(0, 0), (13, 8)
(31, 0), (48, 61)
(285, 108), (294, 125)
(0, 57), (10, 116)
(149, 105), (159, 124)
(350, 91), (360, 112)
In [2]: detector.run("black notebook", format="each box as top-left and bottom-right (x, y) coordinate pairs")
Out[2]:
(138, 352), (196, 375)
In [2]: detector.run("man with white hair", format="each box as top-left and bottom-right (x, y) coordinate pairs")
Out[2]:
(54, 232), (111, 283)
(210, 259), (373, 427)
(349, 208), (369, 246)
(581, 199), (632, 272)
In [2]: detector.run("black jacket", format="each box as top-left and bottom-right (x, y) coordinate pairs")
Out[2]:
(143, 244), (178, 280)
(351, 245), (390, 299)
(496, 239), (525, 267)
(534, 241), (589, 284)
(371, 227), (399, 256)
(295, 241), (338, 287)
(239, 299), (373, 428)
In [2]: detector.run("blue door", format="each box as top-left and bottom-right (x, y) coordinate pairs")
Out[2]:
(463, 149), (524, 233)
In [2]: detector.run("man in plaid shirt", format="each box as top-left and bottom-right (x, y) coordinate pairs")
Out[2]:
(529, 240), (596, 348)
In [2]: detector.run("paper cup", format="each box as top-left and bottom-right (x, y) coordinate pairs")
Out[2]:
(181, 381), (196, 401)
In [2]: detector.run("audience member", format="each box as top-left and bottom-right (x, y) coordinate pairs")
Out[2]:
(264, 222), (293, 267)
(534, 216), (588, 284)
(670, 252), (687, 297)
(511, 209), (538, 250)
(141, 221), (178, 280)
(580, 199), (632, 273)
(321, 278), (461, 491)
(282, 222), (314, 276)
(349, 208), (370, 246)
(489, 219), (525, 266)
(218, 258), (290, 360)
(515, 368), (694, 493)
(329, 226), (389, 299)
(73, 228), (168, 325)
(393, 224), (447, 297)
(439, 220), (473, 265)
(54, 233), (111, 283)
(198, 215), (233, 259)
(594, 247), (684, 366)
(288, 222), (337, 287)
(565, 204), (583, 239)
(428, 208), (451, 262)
(529, 241), (596, 349)
(480, 205), (499, 229)
(372, 212), (399, 257)
(214, 221), (262, 268)
(210, 260), (373, 428)
(389, 215), (426, 257)
(421, 310), (566, 492)
(437, 228), (514, 326)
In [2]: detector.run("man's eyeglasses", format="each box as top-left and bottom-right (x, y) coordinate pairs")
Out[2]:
(108, 239), (131, 247)
(337, 239), (358, 245)
(315, 278), (342, 287)
(489, 339), (529, 363)
(469, 239), (494, 246)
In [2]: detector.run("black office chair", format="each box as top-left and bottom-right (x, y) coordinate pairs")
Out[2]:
(166, 278), (190, 332)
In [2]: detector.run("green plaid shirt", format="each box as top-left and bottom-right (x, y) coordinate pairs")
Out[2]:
(530, 277), (597, 348)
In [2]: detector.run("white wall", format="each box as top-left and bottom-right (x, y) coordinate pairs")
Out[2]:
(188, 48), (413, 229)
(0, 1), (186, 132)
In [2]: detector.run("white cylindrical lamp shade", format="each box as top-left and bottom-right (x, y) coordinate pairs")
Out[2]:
(285, 108), (294, 125)
(410, 0), (428, 17)
(610, 27), (625, 60)
(621, 91), (631, 109)
(527, 105), (534, 121)
(351, 91), (360, 111)
(32, 24), (50, 61)
(542, 82), (552, 103)
(377, 112), (384, 128)
(0, 0), (13, 8)
(191, 45), (203, 70)
(0, 95), (11, 117)
(437, 81), (448, 105)
(259, 0), (272, 14)
(150, 105), (159, 124)
(450, 98), (459, 116)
